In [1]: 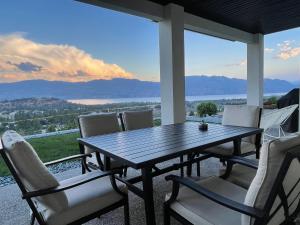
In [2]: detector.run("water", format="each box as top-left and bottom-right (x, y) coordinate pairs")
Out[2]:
(67, 92), (285, 105)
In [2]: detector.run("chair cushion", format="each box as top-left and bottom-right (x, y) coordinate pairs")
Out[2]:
(87, 152), (124, 169)
(222, 105), (260, 143)
(42, 173), (127, 225)
(167, 177), (247, 225)
(226, 163), (257, 189)
(204, 141), (256, 156)
(242, 133), (300, 225)
(123, 110), (153, 130)
(1, 130), (68, 212)
(78, 113), (120, 154)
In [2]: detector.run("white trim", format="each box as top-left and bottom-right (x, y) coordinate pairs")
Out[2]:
(184, 13), (255, 44)
(77, 0), (256, 44)
(76, 0), (164, 22)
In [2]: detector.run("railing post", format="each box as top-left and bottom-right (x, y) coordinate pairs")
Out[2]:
(159, 3), (185, 125)
(247, 34), (264, 107)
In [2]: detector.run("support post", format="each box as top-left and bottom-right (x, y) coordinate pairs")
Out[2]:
(247, 34), (264, 107)
(159, 4), (186, 125)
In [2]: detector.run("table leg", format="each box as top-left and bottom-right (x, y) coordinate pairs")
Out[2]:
(221, 139), (241, 179)
(141, 167), (156, 225)
(233, 138), (242, 155)
(104, 155), (111, 171)
(78, 143), (87, 174)
(255, 133), (262, 159)
(180, 156), (184, 177)
(186, 153), (193, 177)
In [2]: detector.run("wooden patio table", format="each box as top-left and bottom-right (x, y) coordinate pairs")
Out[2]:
(78, 122), (263, 225)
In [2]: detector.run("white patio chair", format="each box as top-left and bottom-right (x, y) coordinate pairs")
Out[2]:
(78, 113), (126, 174)
(190, 105), (262, 177)
(0, 130), (129, 225)
(204, 105), (262, 157)
(164, 132), (300, 225)
(260, 104), (298, 141)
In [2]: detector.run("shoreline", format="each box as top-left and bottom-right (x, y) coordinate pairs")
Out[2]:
(67, 92), (285, 105)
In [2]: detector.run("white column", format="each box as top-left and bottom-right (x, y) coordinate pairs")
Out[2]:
(159, 4), (185, 125)
(247, 34), (264, 107)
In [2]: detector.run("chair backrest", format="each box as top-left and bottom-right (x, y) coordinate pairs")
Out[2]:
(0, 130), (68, 212)
(121, 110), (153, 131)
(242, 133), (300, 225)
(78, 113), (120, 153)
(222, 105), (261, 143)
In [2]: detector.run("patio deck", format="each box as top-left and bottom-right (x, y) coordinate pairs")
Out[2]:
(0, 158), (223, 225)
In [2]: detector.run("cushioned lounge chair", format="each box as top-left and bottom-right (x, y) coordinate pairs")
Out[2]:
(0, 130), (129, 225)
(164, 133), (300, 225)
(191, 105), (262, 177)
(78, 113), (126, 174)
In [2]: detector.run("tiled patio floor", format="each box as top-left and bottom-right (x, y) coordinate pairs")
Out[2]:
(0, 156), (298, 225)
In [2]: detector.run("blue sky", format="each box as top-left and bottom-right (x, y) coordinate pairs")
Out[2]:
(0, 0), (299, 83)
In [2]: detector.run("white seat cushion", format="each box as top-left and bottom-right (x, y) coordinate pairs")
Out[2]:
(87, 152), (124, 169)
(42, 174), (127, 225)
(204, 141), (256, 156)
(226, 164), (257, 189)
(167, 177), (247, 225)
(123, 110), (153, 130)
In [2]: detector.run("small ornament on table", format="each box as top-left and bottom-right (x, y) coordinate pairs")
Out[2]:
(198, 120), (208, 131)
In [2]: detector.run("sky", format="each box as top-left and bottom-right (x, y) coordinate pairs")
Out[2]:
(0, 0), (299, 83)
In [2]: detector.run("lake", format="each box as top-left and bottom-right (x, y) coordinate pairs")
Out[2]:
(67, 92), (285, 105)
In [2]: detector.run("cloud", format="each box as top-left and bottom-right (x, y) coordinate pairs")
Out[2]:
(264, 48), (274, 53)
(0, 34), (133, 82)
(276, 40), (300, 60)
(225, 59), (247, 67)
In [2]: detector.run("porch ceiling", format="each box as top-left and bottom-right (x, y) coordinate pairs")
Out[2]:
(149, 0), (300, 34)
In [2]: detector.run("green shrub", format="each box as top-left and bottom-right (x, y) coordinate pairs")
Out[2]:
(197, 102), (218, 117)
(188, 111), (195, 116)
(267, 96), (277, 105)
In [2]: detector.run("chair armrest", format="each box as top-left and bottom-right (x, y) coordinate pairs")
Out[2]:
(226, 156), (258, 169)
(44, 153), (92, 167)
(23, 170), (118, 199)
(165, 175), (265, 219)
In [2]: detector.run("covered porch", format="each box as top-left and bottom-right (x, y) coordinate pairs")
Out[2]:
(1, 1), (300, 225)
(79, 0), (300, 128)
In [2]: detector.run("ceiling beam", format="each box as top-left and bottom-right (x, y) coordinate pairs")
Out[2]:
(77, 0), (256, 43)
(76, 0), (164, 22)
(184, 13), (255, 43)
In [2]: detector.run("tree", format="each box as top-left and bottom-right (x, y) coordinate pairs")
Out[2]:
(197, 102), (217, 117)
(266, 96), (277, 105)
(47, 125), (56, 133)
(189, 111), (195, 116)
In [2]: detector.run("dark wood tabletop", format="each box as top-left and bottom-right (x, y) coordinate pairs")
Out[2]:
(78, 122), (263, 169)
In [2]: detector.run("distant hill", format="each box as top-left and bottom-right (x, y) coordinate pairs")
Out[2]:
(291, 80), (300, 86)
(0, 76), (296, 100)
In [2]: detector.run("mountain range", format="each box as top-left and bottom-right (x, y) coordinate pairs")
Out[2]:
(0, 76), (297, 100)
